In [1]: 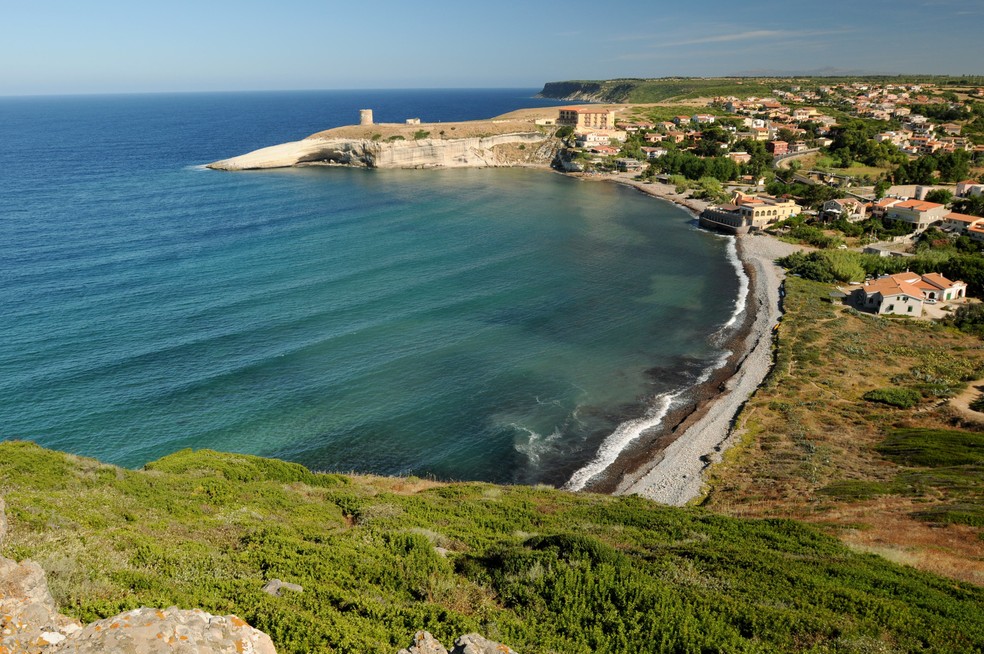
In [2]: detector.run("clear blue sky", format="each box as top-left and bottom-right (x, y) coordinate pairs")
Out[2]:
(3, 0), (982, 95)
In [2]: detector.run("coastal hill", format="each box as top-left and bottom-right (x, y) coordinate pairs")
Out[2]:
(2, 441), (982, 653)
(539, 75), (984, 104)
(207, 118), (564, 171)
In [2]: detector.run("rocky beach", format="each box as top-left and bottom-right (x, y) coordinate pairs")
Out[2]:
(560, 171), (801, 504)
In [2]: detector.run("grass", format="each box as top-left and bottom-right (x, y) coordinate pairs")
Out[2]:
(3, 441), (984, 653)
(704, 277), (984, 584)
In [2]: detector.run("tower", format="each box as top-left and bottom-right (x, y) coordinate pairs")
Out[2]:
(359, 109), (374, 126)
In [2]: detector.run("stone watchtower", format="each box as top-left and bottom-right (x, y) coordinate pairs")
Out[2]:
(359, 109), (374, 126)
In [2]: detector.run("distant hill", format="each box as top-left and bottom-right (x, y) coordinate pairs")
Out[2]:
(539, 75), (984, 103)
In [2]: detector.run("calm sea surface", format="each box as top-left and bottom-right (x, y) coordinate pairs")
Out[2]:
(0, 89), (741, 486)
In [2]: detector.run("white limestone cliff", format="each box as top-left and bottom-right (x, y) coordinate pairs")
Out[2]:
(207, 132), (558, 171)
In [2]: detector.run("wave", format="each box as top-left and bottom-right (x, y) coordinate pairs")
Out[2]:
(563, 341), (732, 492)
(512, 423), (563, 467)
(719, 236), (748, 331)
(563, 392), (677, 492)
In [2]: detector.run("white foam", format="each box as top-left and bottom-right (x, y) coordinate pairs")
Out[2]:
(563, 392), (677, 492)
(720, 236), (749, 331)
(185, 164), (210, 171)
(512, 423), (562, 467)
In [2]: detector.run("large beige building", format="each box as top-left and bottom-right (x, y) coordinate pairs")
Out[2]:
(699, 192), (801, 234)
(557, 107), (617, 131)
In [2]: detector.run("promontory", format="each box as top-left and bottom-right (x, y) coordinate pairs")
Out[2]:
(206, 109), (568, 171)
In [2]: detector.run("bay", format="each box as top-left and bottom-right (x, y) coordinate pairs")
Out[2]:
(0, 89), (740, 486)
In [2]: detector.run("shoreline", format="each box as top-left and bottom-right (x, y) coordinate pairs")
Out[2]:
(572, 172), (799, 504)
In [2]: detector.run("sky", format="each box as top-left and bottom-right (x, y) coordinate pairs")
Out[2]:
(2, 0), (983, 96)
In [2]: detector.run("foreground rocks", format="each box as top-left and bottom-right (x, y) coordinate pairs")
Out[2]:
(0, 497), (276, 654)
(1, 497), (513, 654)
(398, 630), (517, 654)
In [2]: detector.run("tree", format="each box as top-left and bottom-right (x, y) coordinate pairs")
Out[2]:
(874, 179), (891, 199)
(924, 188), (954, 205)
(954, 194), (984, 218)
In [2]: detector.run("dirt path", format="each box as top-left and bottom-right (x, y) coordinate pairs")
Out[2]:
(949, 379), (984, 423)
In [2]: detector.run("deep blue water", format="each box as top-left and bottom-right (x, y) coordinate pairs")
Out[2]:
(0, 89), (741, 487)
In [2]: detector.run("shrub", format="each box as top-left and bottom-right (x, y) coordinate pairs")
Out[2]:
(862, 387), (922, 409)
(413, 130), (431, 140)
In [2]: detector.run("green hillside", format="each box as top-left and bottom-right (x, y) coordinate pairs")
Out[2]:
(1, 441), (981, 653)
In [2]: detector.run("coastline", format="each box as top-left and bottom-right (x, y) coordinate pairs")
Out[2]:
(575, 172), (799, 504)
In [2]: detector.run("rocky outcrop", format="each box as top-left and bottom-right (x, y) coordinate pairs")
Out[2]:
(260, 579), (302, 597)
(398, 631), (517, 654)
(0, 499), (276, 654)
(50, 608), (277, 654)
(207, 133), (557, 171)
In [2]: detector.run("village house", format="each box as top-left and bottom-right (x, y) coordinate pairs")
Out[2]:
(727, 151), (752, 163)
(956, 180), (984, 197)
(615, 158), (645, 172)
(699, 191), (801, 234)
(691, 113), (716, 125)
(766, 140), (788, 156)
(854, 272), (967, 316)
(558, 107), (618, 131)
(941, 212), (984, 235)
(822, 198), (867, 222)
(884, 199), (949, 229)
(869, 197), (904, 219)
(641, 147), (668, 160)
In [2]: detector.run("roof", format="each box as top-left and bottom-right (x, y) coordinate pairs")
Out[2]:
(893, 199), (945, 212)
(920, 272), (963, 290)
(863, 276), (923, 300)
(944, 212), (982, 224)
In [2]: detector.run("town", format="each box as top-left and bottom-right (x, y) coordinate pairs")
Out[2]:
(549, 78), (984, 319)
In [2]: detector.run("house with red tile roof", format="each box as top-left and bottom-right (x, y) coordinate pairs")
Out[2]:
(942, 212), (984, 235)
(884, 199), (949, 228)
(869, 197), (904, 219)
(855, 272), (967, 316)
(855, 275), (924, 316)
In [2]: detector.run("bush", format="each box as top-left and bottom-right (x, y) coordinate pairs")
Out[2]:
(863, 387), (922, 409)
(413, 130), (431, 140)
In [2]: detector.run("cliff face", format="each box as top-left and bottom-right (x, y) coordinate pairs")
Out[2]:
(207, 133), (559, 171)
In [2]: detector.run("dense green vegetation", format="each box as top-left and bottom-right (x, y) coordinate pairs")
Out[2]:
(862, 387), (922, 409)
(2, 442), (983, 653)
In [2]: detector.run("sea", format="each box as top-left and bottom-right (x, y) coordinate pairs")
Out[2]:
(0, 89), (744, 488)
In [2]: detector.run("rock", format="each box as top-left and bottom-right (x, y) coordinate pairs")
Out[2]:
(1, 555), (82, 653)
(398, 631), (517, 654)
(260, 579), (303, 597)
(49, 606), (276, 654)
(398, 630), (449, 654)
(451, 634), (518, 654)
(1, 502), (277, 654)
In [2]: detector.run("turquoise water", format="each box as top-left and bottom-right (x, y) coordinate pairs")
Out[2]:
(0, 90), (741, 486)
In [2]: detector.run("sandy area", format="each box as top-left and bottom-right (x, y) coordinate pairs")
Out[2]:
(949, 379), (984, 424)
(582, 178), (802, 504)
